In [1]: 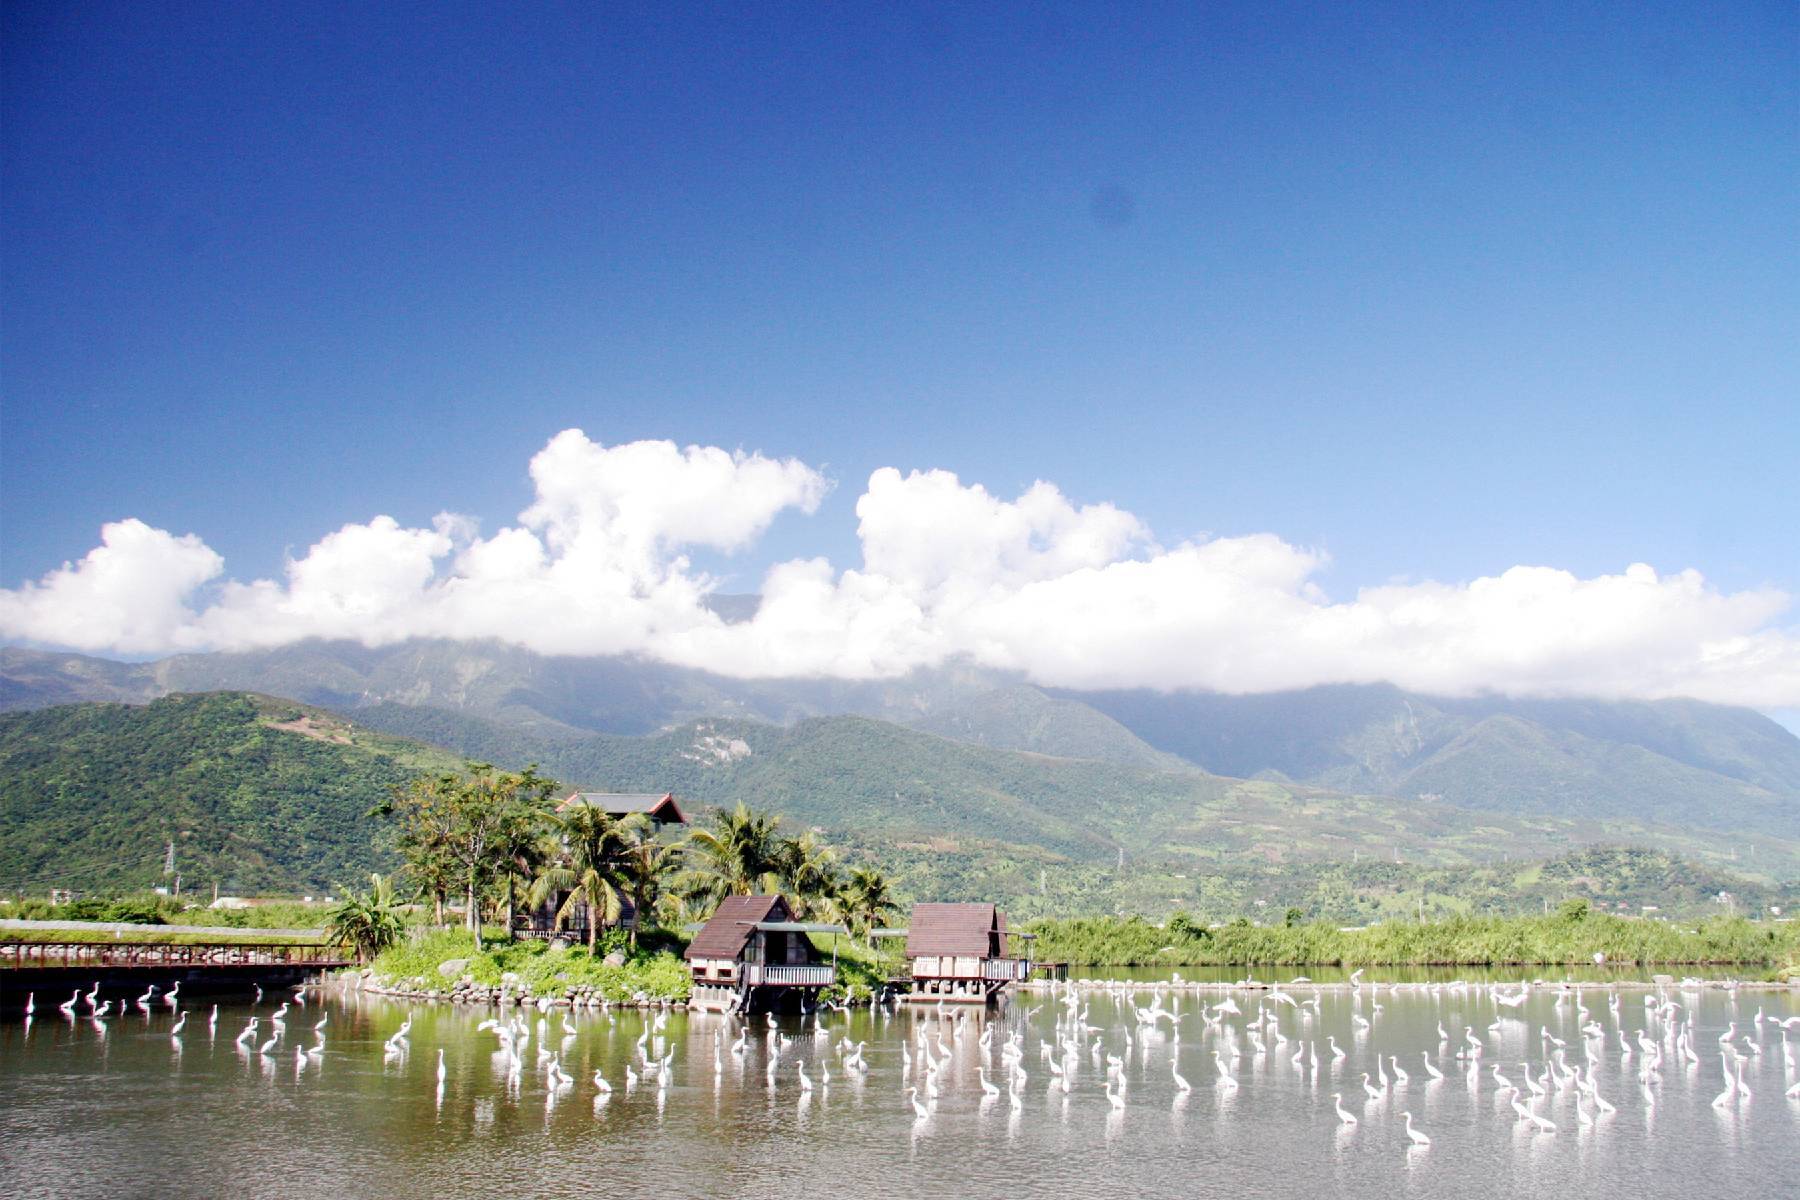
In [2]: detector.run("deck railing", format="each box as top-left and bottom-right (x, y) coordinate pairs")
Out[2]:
(744, 962), (834, 986)
(983, 958), (1027, 982)
(0, 940), (352, 969)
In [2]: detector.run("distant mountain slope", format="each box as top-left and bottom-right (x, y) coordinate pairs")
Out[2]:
(4, 643), (1797, 841)
(5, 693), (1798, 915)
(0, 692), (459, 894)
(351, 700), (1800, 880)
(1068, 685), (1800, 838)
(909, 684), (1188, 770)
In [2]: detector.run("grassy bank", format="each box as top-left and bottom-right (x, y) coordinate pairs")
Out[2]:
(1026, 908), (1800, 971)
(365, 928), (906, 1005)
(369, 929), (692, 1002)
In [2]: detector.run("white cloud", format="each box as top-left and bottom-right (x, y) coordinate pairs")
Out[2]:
(0, 518), (223, 654)
(2, 432), (1796, 707)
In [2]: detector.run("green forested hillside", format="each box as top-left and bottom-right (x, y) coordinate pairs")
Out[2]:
(6, 645), (1798, 844)
(3, 693), (1795, 922)
(0, 692), (459, 895)
(353, 701), (1800, 896)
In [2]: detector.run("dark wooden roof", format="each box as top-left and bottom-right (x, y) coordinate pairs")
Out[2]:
(684, 894), (789, 962)
(905, 902), (1008, 958)
(559, 791), (689, 824)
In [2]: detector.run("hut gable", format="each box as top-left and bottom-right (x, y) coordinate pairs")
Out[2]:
(684, 894), (790, 963)
(559, 791), (689, 825)
(905, 902), (1006, 959)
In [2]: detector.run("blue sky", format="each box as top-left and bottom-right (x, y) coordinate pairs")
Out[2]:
(2, 3), (1796, 713)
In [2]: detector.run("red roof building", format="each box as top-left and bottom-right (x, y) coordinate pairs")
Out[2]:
(902, 902), (1028, 1003)
(685, 894), (837, 1014)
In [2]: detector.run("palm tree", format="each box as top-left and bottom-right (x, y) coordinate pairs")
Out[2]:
(836, 866), (901, 946)
(326, 873), (405, 964)
(613, 814), (679, 948)
(682, 802), (787, 906)
(778, 830), (841, 921)
(528, 803), (626, 955)
(495, 829), (557, 939)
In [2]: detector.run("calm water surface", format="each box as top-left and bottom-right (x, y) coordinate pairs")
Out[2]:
(2, 976), (1796, 1199)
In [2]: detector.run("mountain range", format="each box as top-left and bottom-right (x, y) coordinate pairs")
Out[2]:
(4, 640), (1795, 844)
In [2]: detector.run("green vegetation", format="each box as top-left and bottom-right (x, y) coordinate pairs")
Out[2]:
(369, 929), (691, 1002)
(352, 703), (1800, 890)
(325, 874), (405, 963)
(813, 933), (906, 1003)
(1025, 909), (1800, 969)
(0, 892), (338, 928)
(380, 763), (560, 946)
(0, 692), (460, 894)
(4, 693), (1795, 941)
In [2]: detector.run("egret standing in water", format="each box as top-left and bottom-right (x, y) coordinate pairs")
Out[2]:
(1401, 1111), (1430, 1147)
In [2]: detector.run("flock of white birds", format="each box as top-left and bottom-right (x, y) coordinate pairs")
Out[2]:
(18, 972), (1800, 1151)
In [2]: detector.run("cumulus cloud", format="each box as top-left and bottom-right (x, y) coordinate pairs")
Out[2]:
(2, 431), (1796, 707)
(0, 519), (223, 654)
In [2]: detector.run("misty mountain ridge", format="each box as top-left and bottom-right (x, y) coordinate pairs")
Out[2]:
(2, 640), (1795, 844)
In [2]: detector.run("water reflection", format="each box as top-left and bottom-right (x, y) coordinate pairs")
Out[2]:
(1, 976), (1796, 1200)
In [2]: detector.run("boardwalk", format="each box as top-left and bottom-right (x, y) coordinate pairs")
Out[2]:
(1, 940), (350, 970)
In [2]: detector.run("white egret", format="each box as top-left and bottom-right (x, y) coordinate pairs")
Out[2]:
(1332, 1093), (1358, 1125)
(1401, 1111), (1430, 1147)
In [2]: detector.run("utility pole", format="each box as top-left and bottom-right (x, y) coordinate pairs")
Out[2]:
(164, 840), (176, 877)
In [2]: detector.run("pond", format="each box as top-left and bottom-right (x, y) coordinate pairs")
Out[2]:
(2, 976), (1795, 1198)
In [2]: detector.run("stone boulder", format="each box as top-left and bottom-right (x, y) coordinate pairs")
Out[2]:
(438, 958), (470, 979)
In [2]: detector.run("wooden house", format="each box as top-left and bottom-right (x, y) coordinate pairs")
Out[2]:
(513, 791), (689, 940)
(903, 902), (1028, 1003)
(685, 894), (838, 1013)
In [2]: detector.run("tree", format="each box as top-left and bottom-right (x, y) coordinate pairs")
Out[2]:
(326, 873), (404, 965)
(835, 866), (901, 946)
(1558, 897), (1591, 922)
(383, 763), (557, 949)
(494, 826), (556, 940)
(778, 830), (841, 921)
(376, 774), (459, 925)
(681, 802), (787, 907)
(529, 802), (626, 955)
(613, 814), (679, 949)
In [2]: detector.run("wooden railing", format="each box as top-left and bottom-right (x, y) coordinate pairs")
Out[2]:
(0, 940), (351, 969)
(982, 958), (1028, 982)
(744, 963), (834, 986)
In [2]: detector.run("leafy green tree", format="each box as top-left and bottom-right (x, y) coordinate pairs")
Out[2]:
(326, 873), (404, 964)
(382, 763), (557, 948)
(779, 830), (841, 920)
(835, 865), (901, 945)
(530, 802), (626, 954)
(613, 814), (680, 949)
(681, 802), (787, 908)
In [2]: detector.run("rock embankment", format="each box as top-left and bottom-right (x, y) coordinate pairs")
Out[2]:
(335, 967), (685, 1010)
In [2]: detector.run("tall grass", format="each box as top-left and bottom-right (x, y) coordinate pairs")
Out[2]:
(1025, 910), (1800, 968)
